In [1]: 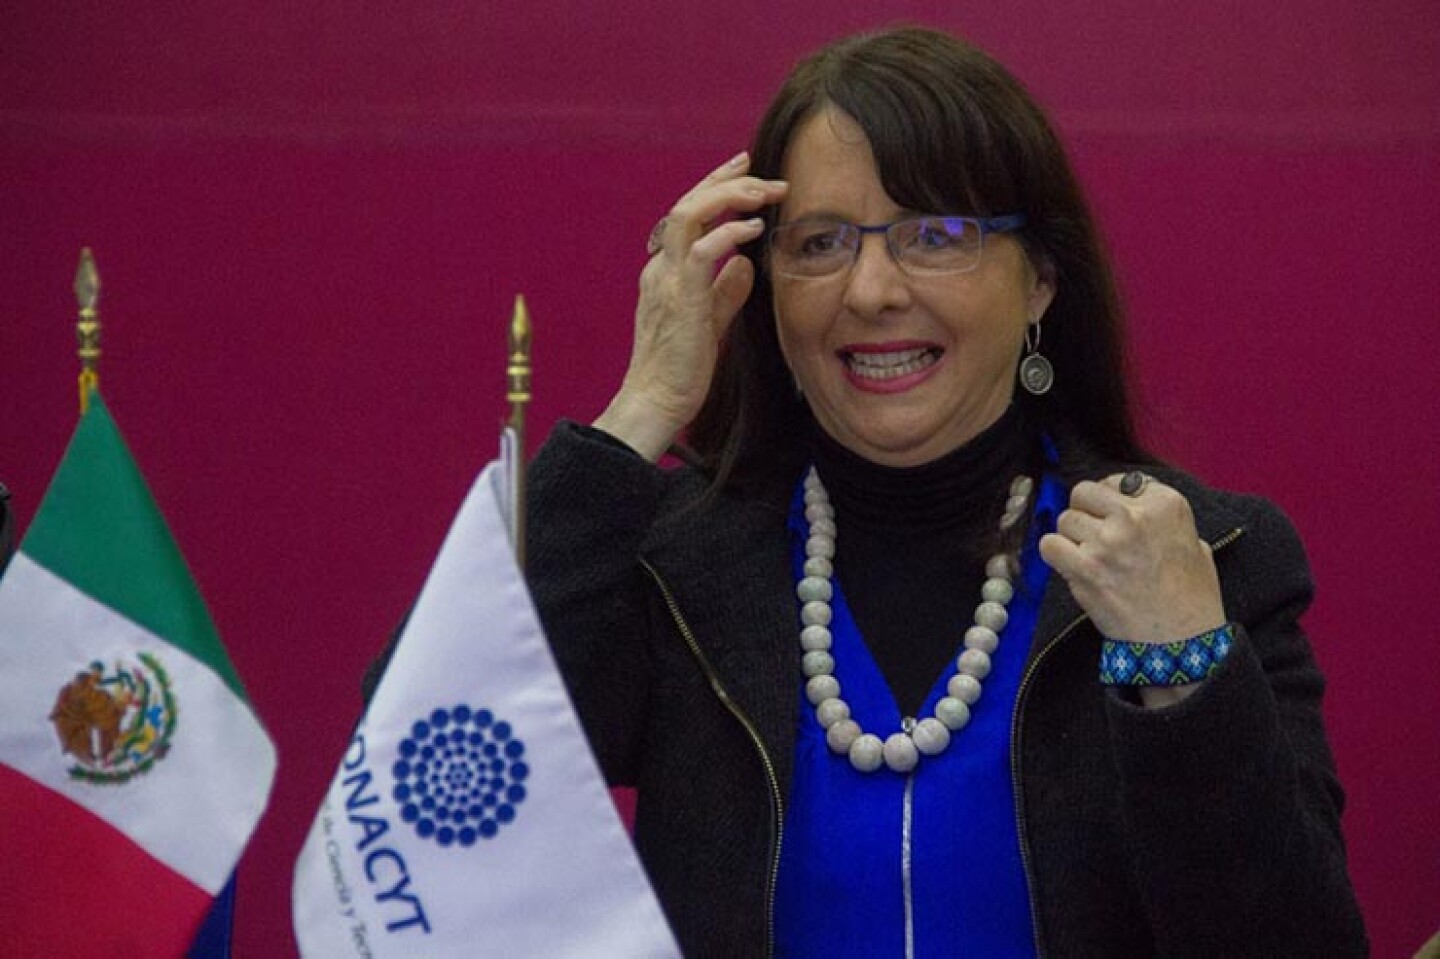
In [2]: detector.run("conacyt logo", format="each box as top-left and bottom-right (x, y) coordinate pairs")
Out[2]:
(392, 705), (530, 847)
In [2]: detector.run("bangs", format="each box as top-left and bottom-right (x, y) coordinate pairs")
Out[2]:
(817, 36), (1033, 218)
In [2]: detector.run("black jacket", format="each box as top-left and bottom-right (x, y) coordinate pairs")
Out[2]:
(523, 421), (1366, 958)
(0, 482), (14, 577)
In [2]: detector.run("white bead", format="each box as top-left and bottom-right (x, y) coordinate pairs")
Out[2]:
(848, 734), (885, 772)
(826, 718), (861, 753)
(975, 600), (1009, 632)
(803, 556), (833, 578)
(796, 576), (833, 603)
(809, 517), (837, 539)
(799, 624), (832, 651)
(935, 697), (972, 730)
(816, 698), (850, 729)
(958, 648), (992, 680)
(804, 469), (823, 491)
(803, 486), (826, 504)
(801, 601), (832, 627)
(804, 502), (833, 523)
(948, 673), (983, 704)
(806, 535), (835, 559)
(883, 732), (919, 773)
(981, 577), (1013, 605)
(911, 717), (951, 755)
(1005, 493), (1029, 516)
(999, 509), (1023, 530)
(806, 674), (840, 705)
(963, 625), (999, 653)
(986, 554), (1015, 580)
(1009, 476), (1034, 498)
(801, 650), (835, 678)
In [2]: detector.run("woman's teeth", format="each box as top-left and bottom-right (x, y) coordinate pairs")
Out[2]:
(844, 348), (940, 380)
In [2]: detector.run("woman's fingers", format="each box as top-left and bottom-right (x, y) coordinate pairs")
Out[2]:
(600, 153), (786, 460)
(1041, 473), (1225, 642)
(685, 217), (764, 279)
(677, 150), (764, 209)
(655, 152), (787, 263)
(1037, 531), (1086, 579)
(639, 217), (765, 308)
(656, 187), (783, 262)
(1067, 477), (1142, 518)
(696, 150), (755, 190)
(710, 246), (757, 334)
(1053, 505), (1105, 548)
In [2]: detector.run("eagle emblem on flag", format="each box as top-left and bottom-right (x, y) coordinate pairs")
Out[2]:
(49, 652), (177, 784)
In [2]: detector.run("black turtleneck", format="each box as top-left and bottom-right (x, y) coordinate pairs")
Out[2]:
(809, 404), (1040, 717)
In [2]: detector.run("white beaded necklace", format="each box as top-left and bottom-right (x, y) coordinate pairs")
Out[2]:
(797, 467), (1034, 774)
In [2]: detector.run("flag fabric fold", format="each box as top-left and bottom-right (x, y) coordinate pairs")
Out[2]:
(292, 449), (679, 958)
(0, 393), (277, 956)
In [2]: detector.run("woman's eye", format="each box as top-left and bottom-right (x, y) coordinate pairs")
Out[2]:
(799, 229), (845, 256)
(913, 221), (962, 248)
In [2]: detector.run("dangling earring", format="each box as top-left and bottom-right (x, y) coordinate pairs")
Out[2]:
(1019, 320), (1054, 395)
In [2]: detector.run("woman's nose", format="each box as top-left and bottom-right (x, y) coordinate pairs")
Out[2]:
(841, 234), (912, 319)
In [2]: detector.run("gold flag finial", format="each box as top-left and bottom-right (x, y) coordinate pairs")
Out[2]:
(507, 294), (532, 417)
(74, 248), (102, 414)
(506, 295), (532, 567)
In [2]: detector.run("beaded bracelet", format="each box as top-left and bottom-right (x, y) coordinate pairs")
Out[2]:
(1099, 624), (1236, 686)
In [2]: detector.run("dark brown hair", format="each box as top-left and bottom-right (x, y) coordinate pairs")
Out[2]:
(686, 26), (1152, 490)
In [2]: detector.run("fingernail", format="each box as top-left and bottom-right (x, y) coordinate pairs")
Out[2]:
(728, 151), (749, 167)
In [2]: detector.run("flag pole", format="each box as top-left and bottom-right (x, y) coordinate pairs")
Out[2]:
(506, 294), (532, 569)
(74, 248), (102, 415)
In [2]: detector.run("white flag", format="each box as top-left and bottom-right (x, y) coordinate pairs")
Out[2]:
(292, 452), (679, 958)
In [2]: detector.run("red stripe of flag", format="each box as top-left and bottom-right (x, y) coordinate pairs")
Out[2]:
(0, 762), (213, 957)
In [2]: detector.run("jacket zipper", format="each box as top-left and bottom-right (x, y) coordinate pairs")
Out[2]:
(1009, 524), (1245, 956)
(641, 559), (786, 959)
(902, 766), (917, 959)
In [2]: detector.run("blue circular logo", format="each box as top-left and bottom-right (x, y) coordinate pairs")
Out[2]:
(391, 705), (529, 847)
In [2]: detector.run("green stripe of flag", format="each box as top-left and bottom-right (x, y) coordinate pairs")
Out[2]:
(22, 393), (246, 699)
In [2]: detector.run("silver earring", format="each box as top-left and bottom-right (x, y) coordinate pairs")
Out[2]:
(1019, 320), (1054, 395)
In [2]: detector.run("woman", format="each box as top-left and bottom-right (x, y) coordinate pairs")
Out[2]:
(524, 27), (1366, 957)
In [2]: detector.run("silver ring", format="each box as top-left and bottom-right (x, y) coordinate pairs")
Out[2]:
(646, 217), (668, 256)
(1119, 470), (1150, 497)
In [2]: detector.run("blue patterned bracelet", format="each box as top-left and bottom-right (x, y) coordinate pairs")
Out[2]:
(1099, 624), (1236, 686)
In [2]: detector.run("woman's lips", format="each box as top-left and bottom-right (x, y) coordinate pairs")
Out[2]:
(839, 343), (943, 393)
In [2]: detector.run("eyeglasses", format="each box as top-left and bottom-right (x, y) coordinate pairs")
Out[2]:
(768, 214), (1027, 278)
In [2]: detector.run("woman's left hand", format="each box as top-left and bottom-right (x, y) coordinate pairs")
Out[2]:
(1038, 473), (1226, 646)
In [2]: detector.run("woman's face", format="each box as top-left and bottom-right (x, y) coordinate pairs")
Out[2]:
(772, 108), (1055, 467)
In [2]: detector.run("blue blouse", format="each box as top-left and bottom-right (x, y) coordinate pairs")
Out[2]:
(774, 470), (1064, 958)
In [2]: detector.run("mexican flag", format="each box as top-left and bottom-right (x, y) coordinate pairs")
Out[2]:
(0, 393), (277, 956)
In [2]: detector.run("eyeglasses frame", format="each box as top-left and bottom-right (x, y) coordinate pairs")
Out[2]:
(767, 213), (1028, 278)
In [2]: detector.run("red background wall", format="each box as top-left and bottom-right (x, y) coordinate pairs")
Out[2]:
(2, 2), (1436, 955)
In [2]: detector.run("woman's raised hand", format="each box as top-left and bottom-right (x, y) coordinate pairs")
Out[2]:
(594, 152), (788, 461)
(1039, 473), (1226, 649)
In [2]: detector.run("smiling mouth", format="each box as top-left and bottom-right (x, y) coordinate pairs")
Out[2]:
(842, 347), (942, 381)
